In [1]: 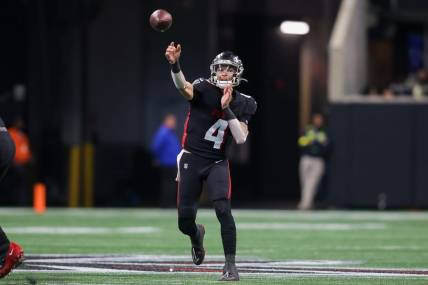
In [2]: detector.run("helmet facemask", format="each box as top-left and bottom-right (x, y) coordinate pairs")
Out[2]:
(209, 52), (247, 89)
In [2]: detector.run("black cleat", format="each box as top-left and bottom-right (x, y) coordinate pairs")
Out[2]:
(191, 224), (205, 265)
(219, 262), (240, 281)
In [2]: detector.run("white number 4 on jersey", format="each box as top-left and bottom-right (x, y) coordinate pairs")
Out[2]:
(204, 119), (228, 149)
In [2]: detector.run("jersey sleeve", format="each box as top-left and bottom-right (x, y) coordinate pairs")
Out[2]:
(190, 78), (205, 104)
(239, 96), (257, 124)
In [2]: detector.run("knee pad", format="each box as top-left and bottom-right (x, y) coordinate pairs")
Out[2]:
(213, 199), (235, 226)
(213, 199), (231, 217)
(213, 199), (236, 256)
(178, 217), (197, 236)
(177, 206), (197, 236)
(178, 206), (196, 219)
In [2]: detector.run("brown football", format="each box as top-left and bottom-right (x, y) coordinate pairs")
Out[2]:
(149, 9), (172, 32)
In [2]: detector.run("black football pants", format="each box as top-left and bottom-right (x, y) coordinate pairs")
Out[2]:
(177, 152), (236, 255)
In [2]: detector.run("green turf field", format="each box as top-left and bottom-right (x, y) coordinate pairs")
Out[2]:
(1, 208), (427, 284)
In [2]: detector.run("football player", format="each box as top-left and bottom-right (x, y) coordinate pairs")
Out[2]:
(165, 42), (257, 281)
(0, 116), (25, 278)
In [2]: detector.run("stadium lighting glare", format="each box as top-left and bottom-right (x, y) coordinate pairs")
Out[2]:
(280, 21), (310, 35)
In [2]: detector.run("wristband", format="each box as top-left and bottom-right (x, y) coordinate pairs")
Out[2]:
(171, 60), (181, 73)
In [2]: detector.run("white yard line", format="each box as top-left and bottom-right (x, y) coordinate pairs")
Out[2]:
(237, 222), (386, 230)
(1, 208), (428, 221)
(3, 227), (160, 234)
(15, 268), (428, 278)
(335, 245), (426, 251)
(15, 254), (428, 278)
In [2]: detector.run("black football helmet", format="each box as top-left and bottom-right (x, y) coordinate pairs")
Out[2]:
(209, 51), (247, 88)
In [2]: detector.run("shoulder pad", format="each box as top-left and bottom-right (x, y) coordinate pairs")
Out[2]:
(238, 92), (253, 99)
(192, 78), (205, 85)
(239, 93), (257, 115)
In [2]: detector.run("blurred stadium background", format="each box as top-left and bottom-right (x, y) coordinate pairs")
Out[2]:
(1, 0), (428, 284)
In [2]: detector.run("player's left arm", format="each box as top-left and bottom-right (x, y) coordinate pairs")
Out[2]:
(227, 117), (249, 144)
(221, 86), (254, 144)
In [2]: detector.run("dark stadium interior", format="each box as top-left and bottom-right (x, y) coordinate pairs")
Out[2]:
(1, 0), (428, 208)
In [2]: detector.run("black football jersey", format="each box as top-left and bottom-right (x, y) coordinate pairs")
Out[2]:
(181, 79), (257, 160)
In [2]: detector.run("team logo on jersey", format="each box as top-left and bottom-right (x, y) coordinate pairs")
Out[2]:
(184, 163), (188, 169)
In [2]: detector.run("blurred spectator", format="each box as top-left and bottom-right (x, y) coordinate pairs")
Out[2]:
(410, 68), (428, 99)
(362, 85), (379, 96)
(5, 117), (33, 205)
(389, 81), (409, 95)
(390, 68), (428, 98)
(297, 113), (330, 210)
(382, 87), (395, 99)
(150, 114), (180, 208)
(362, 85), (396, 99)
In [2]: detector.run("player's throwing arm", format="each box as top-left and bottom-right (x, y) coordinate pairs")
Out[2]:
(165, 42), (193, 100)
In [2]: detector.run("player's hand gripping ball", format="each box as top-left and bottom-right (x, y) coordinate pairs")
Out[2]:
(149, 9), (172, 32)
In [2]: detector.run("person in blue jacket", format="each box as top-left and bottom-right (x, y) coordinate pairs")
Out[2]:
(151, 113), (181, 207)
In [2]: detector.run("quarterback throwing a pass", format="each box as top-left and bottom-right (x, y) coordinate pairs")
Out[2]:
(165, 42), (257, 281)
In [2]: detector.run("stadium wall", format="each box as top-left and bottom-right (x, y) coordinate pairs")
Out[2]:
(328, 101), (428, 208)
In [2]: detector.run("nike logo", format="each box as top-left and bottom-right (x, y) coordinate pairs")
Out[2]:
(192, 248), (199, 263)
(215, 160), (223, 164)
